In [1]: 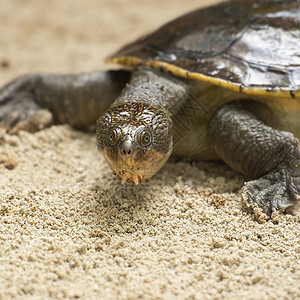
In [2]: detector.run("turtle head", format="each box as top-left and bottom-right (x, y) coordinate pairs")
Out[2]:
(96, 102), (172, 184)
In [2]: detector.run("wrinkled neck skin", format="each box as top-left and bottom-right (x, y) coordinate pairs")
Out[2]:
(114, 67), (193, 116)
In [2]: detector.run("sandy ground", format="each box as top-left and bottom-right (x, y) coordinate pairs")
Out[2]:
(0, 0), (299, 299)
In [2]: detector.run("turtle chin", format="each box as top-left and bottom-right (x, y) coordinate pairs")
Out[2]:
(100, 147), (172, 185)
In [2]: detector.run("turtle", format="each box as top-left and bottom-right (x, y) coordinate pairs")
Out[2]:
(0, 0), (299, 218)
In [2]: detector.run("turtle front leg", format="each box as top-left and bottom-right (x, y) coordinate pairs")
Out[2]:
(0, 70), (130, 133)
(208, 102), (300, 218)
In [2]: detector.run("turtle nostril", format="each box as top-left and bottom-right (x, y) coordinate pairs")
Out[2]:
(122, 149), (132, 156)
(120, 139), (134, 157)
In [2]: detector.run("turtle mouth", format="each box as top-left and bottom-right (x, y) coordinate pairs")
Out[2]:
(100, 147), (171, 185)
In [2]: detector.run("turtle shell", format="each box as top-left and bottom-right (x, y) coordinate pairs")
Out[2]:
(107, 0), (300, 98)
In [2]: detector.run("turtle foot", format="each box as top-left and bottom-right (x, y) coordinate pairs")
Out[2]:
(0, 75), (53, 134)
(243, 155), (300, 218)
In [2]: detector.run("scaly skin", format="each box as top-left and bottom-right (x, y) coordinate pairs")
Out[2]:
(208, 103), (300, 216)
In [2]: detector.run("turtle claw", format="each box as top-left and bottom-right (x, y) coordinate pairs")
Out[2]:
(0, 75), (53, 133)
(242, 164), (300, 218)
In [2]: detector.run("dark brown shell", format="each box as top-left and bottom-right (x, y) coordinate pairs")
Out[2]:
(108, 0), (300, 98)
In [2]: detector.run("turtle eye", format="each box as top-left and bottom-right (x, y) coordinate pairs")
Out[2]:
(140, 130), (152, 147)
(107, 129), (118, 146)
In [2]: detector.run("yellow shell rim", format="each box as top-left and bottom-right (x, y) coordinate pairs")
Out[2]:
(106, 56), (300, 99)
